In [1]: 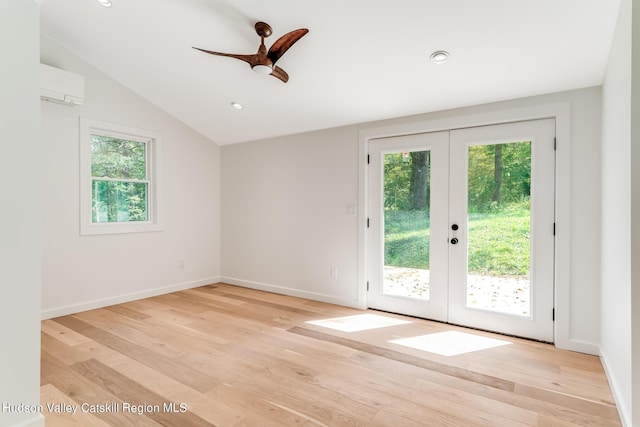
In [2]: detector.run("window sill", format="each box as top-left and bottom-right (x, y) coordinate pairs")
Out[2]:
(80, 222), (162, 236)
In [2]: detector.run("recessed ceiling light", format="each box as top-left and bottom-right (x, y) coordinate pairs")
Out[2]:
(97, 0), (112, 7)
(230, 102), (244, 110)
(430, 50), (450, 64)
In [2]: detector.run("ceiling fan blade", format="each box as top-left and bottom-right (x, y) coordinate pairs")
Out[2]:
(267, 28), (308, 65)
(270, 66), (289, 83)
(192, 47), (257, 66)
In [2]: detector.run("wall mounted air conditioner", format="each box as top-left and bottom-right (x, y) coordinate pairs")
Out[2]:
(40, 63), (85, 106)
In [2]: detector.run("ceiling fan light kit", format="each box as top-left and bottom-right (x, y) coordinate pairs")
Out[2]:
(193, 21), (309, 83)
(252, 64), (273, 74)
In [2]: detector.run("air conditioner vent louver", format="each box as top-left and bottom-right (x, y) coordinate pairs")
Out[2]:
(40, 63), (85, 106)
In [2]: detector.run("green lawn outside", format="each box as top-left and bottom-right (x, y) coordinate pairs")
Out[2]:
(384, 209), (530, 277)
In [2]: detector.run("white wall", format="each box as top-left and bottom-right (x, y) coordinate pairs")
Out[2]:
(600, 0), (635, 425)
(40, 36), (221, 318)
(632, 3), (640, 423)
(0, 1), (44, 426)
(221, 126), (360, 305)
(221, 87), (603, 352)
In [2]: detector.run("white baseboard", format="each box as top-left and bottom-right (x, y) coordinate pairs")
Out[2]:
(599, 347), (631, 427)
(41, 276), (221, 319)
(221, 276), (366, 310)
(564, 338), (600, 355)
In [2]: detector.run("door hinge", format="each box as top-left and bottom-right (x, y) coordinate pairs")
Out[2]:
(552, 308), (555, 321)
(367, 218), (370, 228)
(367, 281), (370, 291)
(367, 154), (370, 164)
(554, 137), (557, 150)
(553, 223), (556, 236)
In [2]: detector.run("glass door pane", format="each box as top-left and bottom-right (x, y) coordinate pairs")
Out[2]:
(466, 142), (531, 316)
(383, 150), (431, 300)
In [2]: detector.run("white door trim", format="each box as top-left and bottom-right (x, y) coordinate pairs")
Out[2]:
(358, 101), (589, 353)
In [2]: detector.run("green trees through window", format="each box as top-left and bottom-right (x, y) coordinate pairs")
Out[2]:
(91, 134), (149, 223)
(383, 142), (532, 277)
(384, 143), (531, 213)
(467, 142), (531, 213)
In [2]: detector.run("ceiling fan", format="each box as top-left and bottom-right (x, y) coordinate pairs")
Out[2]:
(193, 22), (309, 83)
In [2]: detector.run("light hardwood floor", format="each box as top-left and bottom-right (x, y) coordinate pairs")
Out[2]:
(40, 283), (620, 426)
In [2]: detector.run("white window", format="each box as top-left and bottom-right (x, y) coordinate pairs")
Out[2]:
(80, 118), (161, 235)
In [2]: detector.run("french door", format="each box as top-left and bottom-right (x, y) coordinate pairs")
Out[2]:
(367, 119), (555, 342)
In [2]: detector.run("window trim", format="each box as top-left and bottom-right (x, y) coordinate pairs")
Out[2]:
(80, 117), (161, 235)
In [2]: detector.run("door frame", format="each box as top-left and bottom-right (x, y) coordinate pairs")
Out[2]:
(357, 102), (580, 352)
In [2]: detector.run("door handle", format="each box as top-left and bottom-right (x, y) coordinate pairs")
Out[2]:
(450, 238), (459, 245)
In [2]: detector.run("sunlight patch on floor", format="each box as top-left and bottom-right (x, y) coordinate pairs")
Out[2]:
(305, 313), (411, 332)
(390, 330), (511, 356)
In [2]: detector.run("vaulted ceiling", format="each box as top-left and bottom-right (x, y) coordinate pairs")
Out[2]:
(40, 0), (620, 145)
